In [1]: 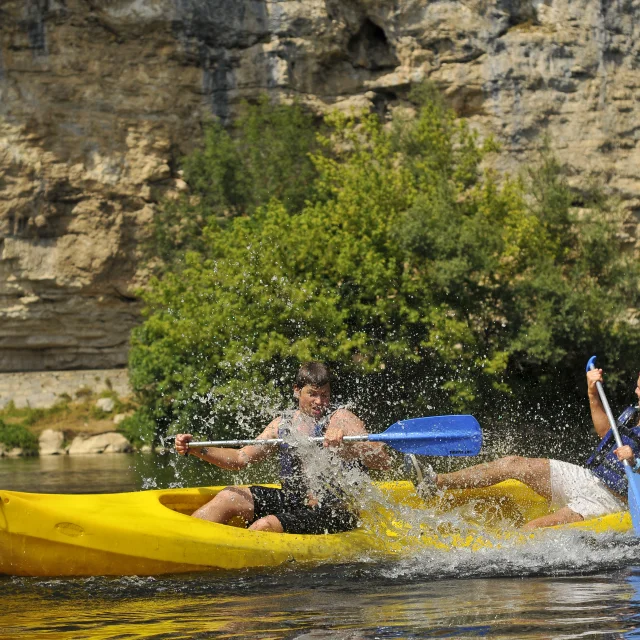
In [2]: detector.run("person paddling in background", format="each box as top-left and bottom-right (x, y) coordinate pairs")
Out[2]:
(415, 368), (640, 530)
(175, 362), (391, 534)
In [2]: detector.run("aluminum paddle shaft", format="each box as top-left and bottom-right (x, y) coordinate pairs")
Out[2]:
(189, 435), (374, 448)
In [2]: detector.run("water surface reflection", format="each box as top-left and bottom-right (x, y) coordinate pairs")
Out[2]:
(4, 568), (640, 639)
(0, 452), (277, 494)
(0, 454), (141, 493)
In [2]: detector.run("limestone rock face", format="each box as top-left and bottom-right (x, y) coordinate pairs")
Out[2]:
(67, 432), (133, 455)
(0, 368), (130, 408)
(95, 397), (116, 413)
(1, 0), (639, 372)
(39, 428), (65, 455)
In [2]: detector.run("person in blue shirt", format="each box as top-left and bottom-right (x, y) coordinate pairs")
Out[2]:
(415, 368), (640, 529)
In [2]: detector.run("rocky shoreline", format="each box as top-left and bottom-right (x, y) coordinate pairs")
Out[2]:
(0, 427), (162, 458)
(0, 369), (151, 457)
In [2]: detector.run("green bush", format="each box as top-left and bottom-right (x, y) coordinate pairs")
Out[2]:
(128, 86), (640, 444)
(0, 420), (39, 453)
(152, 96), (320, 265)
(116, 409), (156, 448)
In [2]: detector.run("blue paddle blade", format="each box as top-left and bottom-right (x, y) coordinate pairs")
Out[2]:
(369, 415), (482, 456)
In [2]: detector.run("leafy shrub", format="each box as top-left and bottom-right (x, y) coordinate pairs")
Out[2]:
(152, 96), (320, 265)
(128, 86), (640, 444)
(116, 409), (156, 448)
(0, 420), (39, 453)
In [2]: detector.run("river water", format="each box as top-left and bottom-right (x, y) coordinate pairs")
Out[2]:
(3, 454), (640, 639)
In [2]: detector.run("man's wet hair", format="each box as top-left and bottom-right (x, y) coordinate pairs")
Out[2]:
(295, 361), (332, 388)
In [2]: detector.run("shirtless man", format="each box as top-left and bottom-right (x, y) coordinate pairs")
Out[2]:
(175, 361), (390, 534)
(421, 368), (640, 529)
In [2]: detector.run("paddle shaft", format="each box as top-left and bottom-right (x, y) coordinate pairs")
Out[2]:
(588, 365), (628, 461)
(189, 435), (372, 448)
(178, 414), (483, 456)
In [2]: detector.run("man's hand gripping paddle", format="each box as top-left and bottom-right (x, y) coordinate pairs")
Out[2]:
(187, 414), (483, 457)
(587, 355), (640, 534)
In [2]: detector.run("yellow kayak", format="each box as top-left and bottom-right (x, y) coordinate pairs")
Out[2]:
(0, 480), (631, 577)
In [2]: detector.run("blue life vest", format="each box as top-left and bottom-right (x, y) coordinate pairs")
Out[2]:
(585, 405), (640, 495)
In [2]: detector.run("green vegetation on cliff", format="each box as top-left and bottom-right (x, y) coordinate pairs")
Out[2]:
(0, 391), (138, 451)
(153, 96), (319, 265)
(128, 87), (640, 446)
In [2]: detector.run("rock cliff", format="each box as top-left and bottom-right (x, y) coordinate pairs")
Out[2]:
(1, 0), (639, 371)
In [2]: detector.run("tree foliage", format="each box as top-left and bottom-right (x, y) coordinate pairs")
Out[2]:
(152, 95), (319, 264)
(129, 88), (640, 444)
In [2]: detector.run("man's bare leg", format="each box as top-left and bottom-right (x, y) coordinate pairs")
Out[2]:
(521, 506), (583, 530)
(436, 456), (553, 501)
(435, 456), (585, 528)
(249, 515), (285, 532)
(191, 486), (254, 523)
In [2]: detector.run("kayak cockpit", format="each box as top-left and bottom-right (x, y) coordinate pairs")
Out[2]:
(157, 486), (279, 528)
(158, 491), (217, 516)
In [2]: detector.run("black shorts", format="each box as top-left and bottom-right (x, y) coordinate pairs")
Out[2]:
(249, 485), (359, 535)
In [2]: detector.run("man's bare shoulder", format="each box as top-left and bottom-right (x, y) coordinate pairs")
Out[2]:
(261, 416), (282, 438)
(331, 407), (358, 419)
(328, 408), (366, 434)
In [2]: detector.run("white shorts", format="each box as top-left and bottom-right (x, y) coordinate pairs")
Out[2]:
(549, 459), (626, 520)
